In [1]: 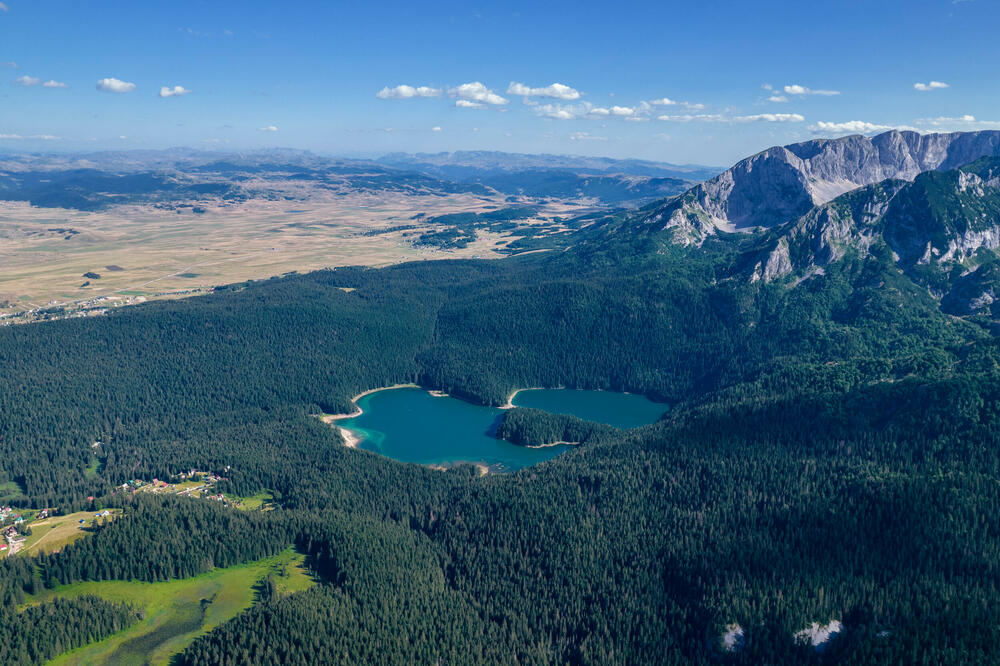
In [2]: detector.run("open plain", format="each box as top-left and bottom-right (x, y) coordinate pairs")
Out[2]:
(0, 193), (590, 317)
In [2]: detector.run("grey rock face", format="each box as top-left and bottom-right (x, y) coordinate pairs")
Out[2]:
(745, 156), (1000, 297)
(650, 130), (1000, 243)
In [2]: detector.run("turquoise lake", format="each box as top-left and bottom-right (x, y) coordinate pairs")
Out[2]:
(341, 387), (668, 472)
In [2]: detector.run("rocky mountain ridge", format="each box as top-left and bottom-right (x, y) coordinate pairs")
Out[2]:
(643, 130), (1000, 244)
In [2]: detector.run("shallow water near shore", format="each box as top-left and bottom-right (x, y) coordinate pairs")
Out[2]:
(341, 387), (667, 471)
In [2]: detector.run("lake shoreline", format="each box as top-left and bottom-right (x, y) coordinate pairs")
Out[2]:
(501, 387), (547, 409)
(523, 440), (580, 449)
(320, 383), (420, 448)
(320, 384), (662, 461)
(323, 383), (421, 422)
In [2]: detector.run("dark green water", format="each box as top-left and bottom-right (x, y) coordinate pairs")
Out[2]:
(341, 387), (667, 471)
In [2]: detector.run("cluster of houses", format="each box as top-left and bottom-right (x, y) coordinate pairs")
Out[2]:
(115, 470), (230, 505)
(0, 294), (151, 327)
(2, 524), (25, 555)
(176, 469), (227, 485)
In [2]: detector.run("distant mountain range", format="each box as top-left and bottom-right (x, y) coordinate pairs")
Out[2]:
(377, 150), (721, 205)
(378, 150), (722, 179)
(0, 149), (718, 211)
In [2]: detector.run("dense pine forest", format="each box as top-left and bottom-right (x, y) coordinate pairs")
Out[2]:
(2, 195), (1000, 663)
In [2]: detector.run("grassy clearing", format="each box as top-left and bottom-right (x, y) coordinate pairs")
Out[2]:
(27, 548), (314, 666)
(21, 509), (122, 556)
(0, 479), (24, 502)
(230, 490), (275, 511)
(83, 457), (100, 479)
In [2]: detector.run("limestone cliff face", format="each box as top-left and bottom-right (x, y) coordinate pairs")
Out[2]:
(645, 130), (1000, 244)
(743, 157), (1000, 316)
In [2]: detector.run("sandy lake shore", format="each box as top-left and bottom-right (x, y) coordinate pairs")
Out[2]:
(319, 383), (420, 447)
(501, 387), (547, 409)
(338, 426), (361, 449)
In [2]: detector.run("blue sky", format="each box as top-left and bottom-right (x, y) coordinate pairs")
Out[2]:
(1, 0), (998, 165)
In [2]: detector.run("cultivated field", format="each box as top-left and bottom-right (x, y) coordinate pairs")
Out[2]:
(27, 548), (314, 665)
(0, 192), (590, 315)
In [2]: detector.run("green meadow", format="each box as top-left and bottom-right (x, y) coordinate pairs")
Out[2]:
(25, 548), (314, 665)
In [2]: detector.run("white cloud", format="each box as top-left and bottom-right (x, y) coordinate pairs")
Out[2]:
(0, 133), (61, 140)
(532, 102), (615, 120)
(532, 100), (663, 121)
(761, 83), (773, 91)
(455, 99), (485, 109)
(0, 3), (7, 11)
(96, 77), (136, 93)
(12, 73), (65, 89)
(915, 115), (1000, 129)
(448, 81), (507, 105)
(808, 120), (918, 135)
(2, 61), (17, 69)
(535, 103), (578, 119)
(376, 84), (442, 99)
(507, 81), (580, 100)
(784, 84), (840, 96)
(159, 85), (191, 98)
(258, 125), (278, 131)
(736, 113), (805, 122)
(914, 80), (949, 92)
(767, 95), (788, 103)
(646, 97), (703, 110)
(569, 131), (606, 141)
(658, 113), (804, 123)
(658, 114), (726, 123)
(431, 126), (442, 132)
(918, 114), (976, 125)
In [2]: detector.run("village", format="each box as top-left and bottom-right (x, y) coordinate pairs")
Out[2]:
(114, 468), (231, 503)
(0, 293), (153, 327)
